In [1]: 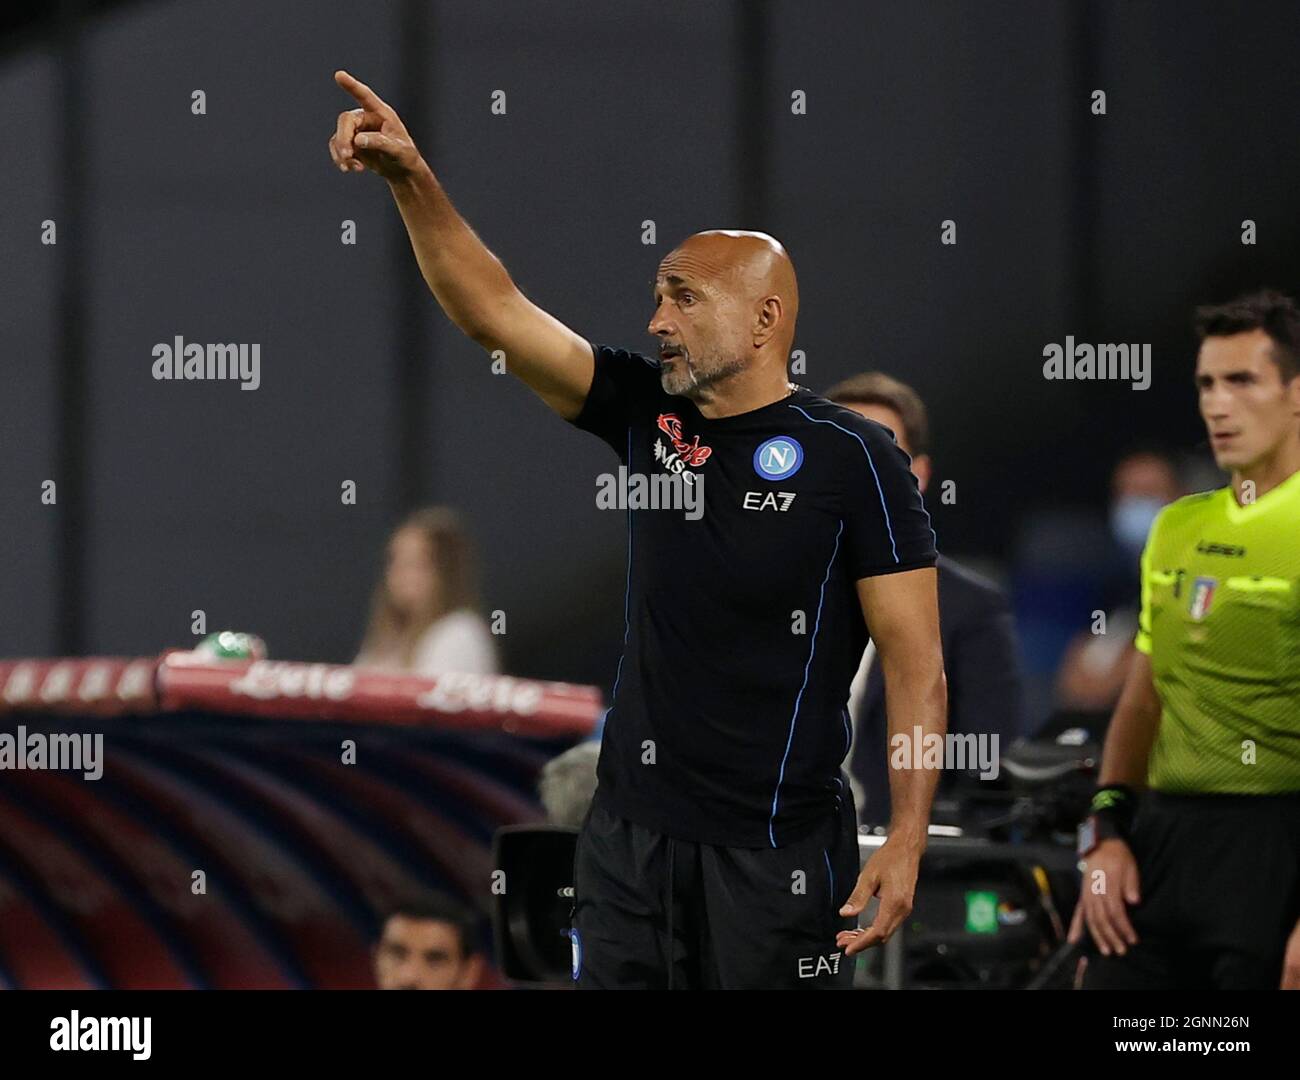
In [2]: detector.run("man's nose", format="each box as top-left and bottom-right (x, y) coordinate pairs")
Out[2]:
(1202, 388), (1230, 418)
(647, 307), (674, 337)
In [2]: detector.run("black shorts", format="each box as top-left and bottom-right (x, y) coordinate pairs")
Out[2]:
(1083, 790), (1300, 990)
(571, 789), (861, 989)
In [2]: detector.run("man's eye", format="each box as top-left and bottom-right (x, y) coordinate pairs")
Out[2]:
(679, 293), (695, 305)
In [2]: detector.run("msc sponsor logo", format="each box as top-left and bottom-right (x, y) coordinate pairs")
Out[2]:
(753, 436), (803, 480)
(652, 438), (703, 484)
(656, 413), (712, 466)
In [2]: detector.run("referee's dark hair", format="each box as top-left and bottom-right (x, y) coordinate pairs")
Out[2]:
(825, 371), (930, 456)
(382, 893), (481, 957)
(1195, 289), (1300, 380)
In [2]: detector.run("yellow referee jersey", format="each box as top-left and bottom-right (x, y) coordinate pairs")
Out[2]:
(1136, 468), (1300, 793)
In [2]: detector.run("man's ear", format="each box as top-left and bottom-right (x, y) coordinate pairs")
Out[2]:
(753, 296), (782, 347)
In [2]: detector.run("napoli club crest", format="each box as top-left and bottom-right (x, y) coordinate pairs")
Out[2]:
(753, 436), (804, 480)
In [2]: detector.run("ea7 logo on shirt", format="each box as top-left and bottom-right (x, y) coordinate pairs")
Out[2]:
(797, 951), (843, 978)
(743, 491), (797, 512)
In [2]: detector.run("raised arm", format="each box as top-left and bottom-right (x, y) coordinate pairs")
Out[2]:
(327, 70), (594, 419)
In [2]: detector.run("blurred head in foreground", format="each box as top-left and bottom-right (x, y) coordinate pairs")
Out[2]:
(373, 894), (484, 990)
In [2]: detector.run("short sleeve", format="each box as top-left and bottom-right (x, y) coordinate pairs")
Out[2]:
(842, 420), (937, 579)
(1133, 512), (1163, 655)
(569, 342), (664, 455)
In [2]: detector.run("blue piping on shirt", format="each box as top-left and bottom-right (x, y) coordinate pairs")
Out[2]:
(788, 404), (900, 563)
(768, 519), (843, 847)
(598, 427), (635, 739)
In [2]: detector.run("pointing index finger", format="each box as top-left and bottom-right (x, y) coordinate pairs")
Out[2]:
(334, 69), (389, 113)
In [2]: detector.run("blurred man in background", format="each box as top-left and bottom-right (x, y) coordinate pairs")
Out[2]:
(1100, 450), (1184, 604)
(1053, 450), (1182, 728)
(1074, 290), (1300, 990)
(373, 895), (485, 990)
(827, 373), (1024, 826)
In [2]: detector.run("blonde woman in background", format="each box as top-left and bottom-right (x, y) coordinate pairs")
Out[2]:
(355, 507), (499, 677)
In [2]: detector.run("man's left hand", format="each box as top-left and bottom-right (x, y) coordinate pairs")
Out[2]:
(835, 836), (922, 955)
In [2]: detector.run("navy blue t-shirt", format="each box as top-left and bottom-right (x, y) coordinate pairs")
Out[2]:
(571, 343), (937, 847)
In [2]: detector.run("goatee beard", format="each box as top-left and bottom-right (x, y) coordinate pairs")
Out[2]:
(660, 353), (745, 398)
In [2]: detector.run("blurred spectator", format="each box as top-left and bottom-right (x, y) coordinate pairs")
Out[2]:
(1097, 448), (1184, 610)
(1052, 450), (1182, 723)
(826, 373), (1025, 827)
(355, 507), (499, 677)
(373, 894), (484, 990)
(539, 740), (601, 826)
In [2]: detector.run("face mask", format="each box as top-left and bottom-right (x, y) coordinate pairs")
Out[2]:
(1110, 495), (1163, 558)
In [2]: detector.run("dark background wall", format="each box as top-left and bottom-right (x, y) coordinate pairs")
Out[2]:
(3, 1), (1298, 698)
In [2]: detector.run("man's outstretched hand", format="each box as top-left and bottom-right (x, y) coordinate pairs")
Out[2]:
(328, 70), (423, 181)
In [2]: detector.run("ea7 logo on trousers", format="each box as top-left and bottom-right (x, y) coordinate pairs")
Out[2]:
(743, 491), (796, 512)
(797, 952), (842, 978)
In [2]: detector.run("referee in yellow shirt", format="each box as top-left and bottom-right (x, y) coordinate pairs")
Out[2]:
(1073, 290), (1300, 990)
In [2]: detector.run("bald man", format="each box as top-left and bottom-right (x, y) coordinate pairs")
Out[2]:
(328, 71), (947, 989)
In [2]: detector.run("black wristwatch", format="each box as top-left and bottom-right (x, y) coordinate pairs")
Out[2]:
(1077, 784), (1137, 857)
